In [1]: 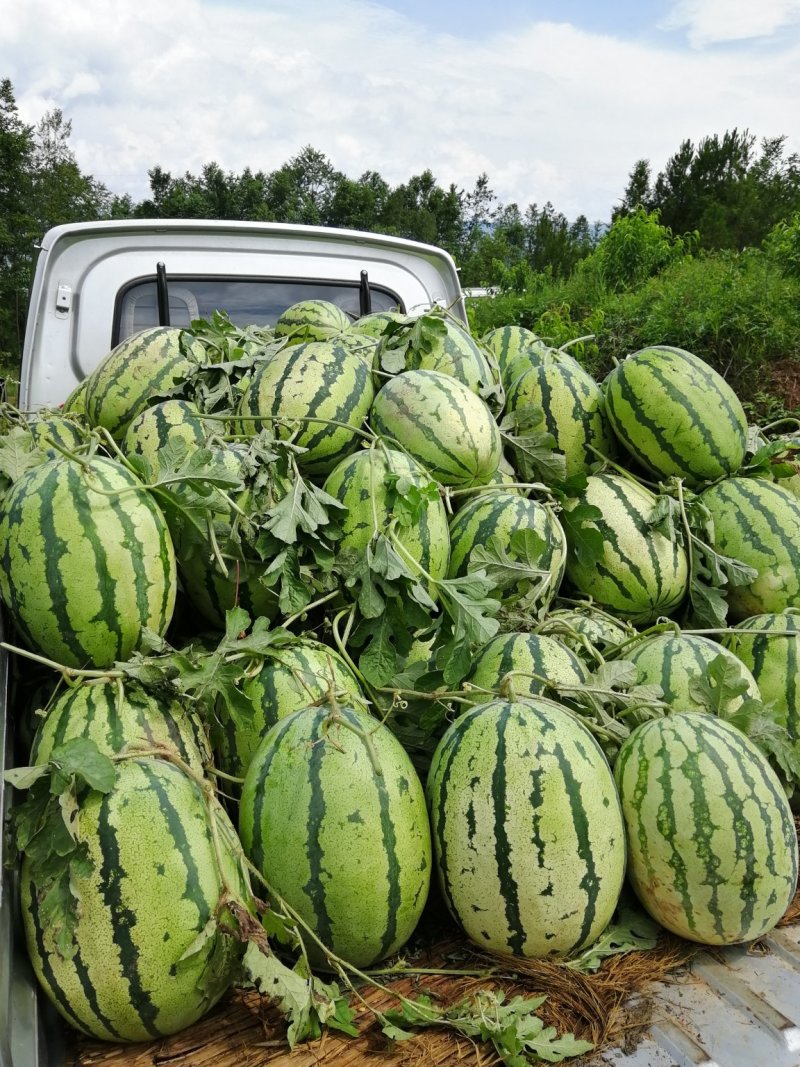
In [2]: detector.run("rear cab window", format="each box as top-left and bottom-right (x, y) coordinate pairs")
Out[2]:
(113, 277), (403, 343)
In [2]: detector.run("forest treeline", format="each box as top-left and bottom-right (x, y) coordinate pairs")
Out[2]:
(3, 74), (800, 401)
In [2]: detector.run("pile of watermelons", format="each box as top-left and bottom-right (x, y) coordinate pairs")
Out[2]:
(1, 298), (799, 1054)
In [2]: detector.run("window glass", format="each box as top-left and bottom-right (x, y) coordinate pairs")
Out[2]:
(115, 278), (403, 342)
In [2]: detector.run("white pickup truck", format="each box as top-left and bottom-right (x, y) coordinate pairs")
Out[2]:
(2, 220), (800, 1067)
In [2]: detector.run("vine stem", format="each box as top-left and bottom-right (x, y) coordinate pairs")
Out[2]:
(0, 642), (123, 681)
(282, 590), (340, 629)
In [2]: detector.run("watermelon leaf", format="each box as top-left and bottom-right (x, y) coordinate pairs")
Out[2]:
(566, 895), (660, 972)
(559, 502), (605, 568)
(382, 989), (593, 1064)
(0, 425), (47, 491)
(500, 404), (567, 485)
(688, 654), (757, 719)
(241, 942), (355, 1047)
(468, 530), (553, 610)
(3, 740), (116, 960)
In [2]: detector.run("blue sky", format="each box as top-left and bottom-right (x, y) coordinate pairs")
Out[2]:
(3, 0), (800, 222)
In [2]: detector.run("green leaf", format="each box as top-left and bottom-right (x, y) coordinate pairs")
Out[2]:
(0, 426), (46, 488)
(566, 895), (660, 972)
(687, 654), (755, 719)
(560, 503), (604, 568)
(49, 737), (116, 795)
(241, 943), (354, 1047)
(359, 615), (397, 688)
(469, 529), (552, 608)
(501, 404), (567, 485)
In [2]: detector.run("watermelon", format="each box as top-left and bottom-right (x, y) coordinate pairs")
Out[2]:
(505, 360), (616, 483)
(370, 369), (502, 487)
(481, 325), (549, 390)
(722, 612), (800, 757)
(274, 299), (350, 343)
(624, 633), (760, 715)
(467, 632), (587, 703)
(30, 681), (210, 772)
(213, 638), (366, 781)
(239, 340), (374, 475)
(604, 346), (748, 486)
(702, 476), (800, 620)
(84, 327), (205, 440)
(615, 713), (798, 944)
(28, 415), (86, 458)
(239, 703), (431, 968)
(375, 314), (498, 402)
(62, 379), (89, 416)
(21, 758), (248, 1041)
(178, 550), (280, 630)
(427, 697), (625, 958)
(349, 310), (404, 338)
(0, 456), (176, 669)
(122, 399), (207, 471)
(323, 448), (450, 591)
(564, 473), (689, 624)
(538, 604), (631, 663)
(447, 491), (566, 611)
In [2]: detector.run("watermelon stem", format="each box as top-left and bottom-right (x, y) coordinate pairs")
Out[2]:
(0, 641), (123, 682)
(282, 590), (340, 629)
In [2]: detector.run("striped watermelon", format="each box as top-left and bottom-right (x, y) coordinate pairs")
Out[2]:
(506, 361), (616, 483)
(625, 633), (760, 715)
(178, 549), (280, 630)
(701, 476), (800, 620)
(564, 473), (689, 624)
(323, 448), (450, 590)
(538, 604), (631, 664)
(481, 325), (549, 391)
(376, 315), (498, 402)
(213, 638), (366, 782)
(370, 369), (502, 487)
(427, 697), (625, 958)
(28, 415), (86, 458)
(239, 340), (374, 475)
(21, 758), (248, 1041)
(0, 456), (176, 668)
(84, 328), (205, 441)
(239, 703), (431, 968)
(604, 346), (748, 486)
(722, 612), (800, 756)
(62, 379), (89, 416)
(615, 713), (798, 944)
(122, 400), (207, 471)
(448, 491), (566, 612)
(274, 299), (350, 343)
(30, 681), (210, 772)
(467, 632), (587, 703)
(349, 311), (404, 338)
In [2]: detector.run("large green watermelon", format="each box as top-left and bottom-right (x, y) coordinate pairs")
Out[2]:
(427, 697), (625, 958)
(0, 456), (176, 668)
(615, 713), (797, 945)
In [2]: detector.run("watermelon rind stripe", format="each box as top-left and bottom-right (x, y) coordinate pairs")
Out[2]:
(96, 783), (161, 1038)
(491, 705), (525, 954)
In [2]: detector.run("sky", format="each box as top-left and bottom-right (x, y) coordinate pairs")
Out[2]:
(2, 0), (800, 223)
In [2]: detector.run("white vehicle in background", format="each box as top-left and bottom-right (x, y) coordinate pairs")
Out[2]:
(2, 220), (800, 1067)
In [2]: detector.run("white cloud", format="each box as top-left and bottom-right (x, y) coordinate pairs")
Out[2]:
(2, 0), (800, 222)
(663, 0), (800, 46)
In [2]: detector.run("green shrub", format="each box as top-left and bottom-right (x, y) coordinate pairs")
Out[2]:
(585, 207), (694, 292)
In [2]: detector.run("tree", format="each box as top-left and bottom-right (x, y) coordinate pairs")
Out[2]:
(0, 79), (35, 363)
(613, 159), (652, 220)
(633, 130), (800, 250)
